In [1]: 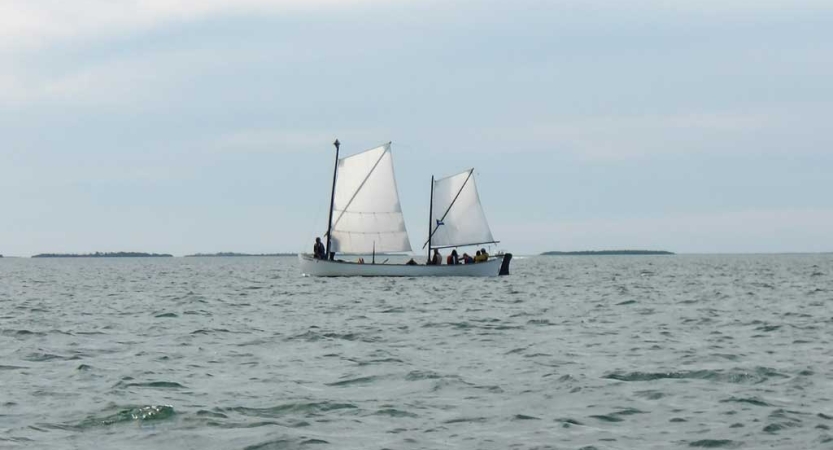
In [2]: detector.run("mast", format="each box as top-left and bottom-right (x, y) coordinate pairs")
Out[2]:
(427, 175), (434, 260)
(325, 139), (340, 259)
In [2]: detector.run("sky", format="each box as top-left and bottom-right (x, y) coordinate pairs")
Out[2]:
(1, 0), (832, 256)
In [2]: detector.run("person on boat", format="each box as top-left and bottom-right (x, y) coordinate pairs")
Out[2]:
(475, 248), (489, 262)
(357, 257), (365, 264)
(447, 249), (459, 265)
(313, 237), (326, 260)
(428, 249), (442, 265)
(462, 252), (473, 264)
(474, 250), (486, 263)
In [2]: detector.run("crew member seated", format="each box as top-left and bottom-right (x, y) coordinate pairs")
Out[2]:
(474, 250), (488, 263)
(428, 248), (442, 265)
(313, 237), (326, 259)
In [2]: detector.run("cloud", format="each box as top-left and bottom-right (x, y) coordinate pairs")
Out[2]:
(475, 109), (831, 161)
(6, 0), (831, 54)
(0, 0), (387, 53)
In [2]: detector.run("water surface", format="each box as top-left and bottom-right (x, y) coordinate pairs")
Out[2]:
(1, 255), (832, 449)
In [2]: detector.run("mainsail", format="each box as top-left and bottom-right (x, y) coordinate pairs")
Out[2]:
(329, 143), (412, 254)
(428, 169), (496, 249)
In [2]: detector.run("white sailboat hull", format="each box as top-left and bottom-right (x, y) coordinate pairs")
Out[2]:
(298, 253), (510, 277)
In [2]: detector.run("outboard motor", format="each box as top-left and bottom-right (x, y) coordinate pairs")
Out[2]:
(499, 253), (513, 276)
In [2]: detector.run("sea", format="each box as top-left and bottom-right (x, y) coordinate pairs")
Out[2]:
(1, 254), (832, 450)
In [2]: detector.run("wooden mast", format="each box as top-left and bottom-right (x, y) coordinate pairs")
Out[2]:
(325, 139), (340, 260)
(427, 175), (434, 262)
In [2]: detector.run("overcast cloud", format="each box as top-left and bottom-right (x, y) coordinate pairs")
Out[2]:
(2, 0), (831, 256)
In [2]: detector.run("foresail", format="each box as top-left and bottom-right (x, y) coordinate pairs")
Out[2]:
(429, 169), (495, 248)
(330, 143), (412, 253)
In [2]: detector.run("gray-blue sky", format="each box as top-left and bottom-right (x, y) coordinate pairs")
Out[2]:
(2, 0), (831, 256)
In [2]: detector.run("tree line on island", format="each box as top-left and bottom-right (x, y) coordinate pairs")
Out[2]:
(541, 250), (674, 255)
(32, 252), (173, 258)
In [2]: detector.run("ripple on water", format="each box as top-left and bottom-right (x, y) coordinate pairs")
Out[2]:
(372, 408), (418, 418)
(603, 367), (788, 384)
(589, 408), (646, 423)
(326, 376), (380, 387)
(240, 437), (329, 449)
(114, 380), (187, 389)
(512, 414), (540, 420)
(22, 352), (77, 362)
(719, 396), (771, 407)
(73, 405), (176, 429)
(2, 329), (47, 337)
(405, 370), (442, 381)
(634, 390), (665, 400)
(688, 439), (740, 448)
(221, 402), (358, 418)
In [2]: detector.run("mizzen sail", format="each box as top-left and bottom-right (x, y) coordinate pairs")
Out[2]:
(330, 143), (412, 253)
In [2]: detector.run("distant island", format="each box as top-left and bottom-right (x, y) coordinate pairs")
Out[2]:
(184, 252), (297, 257)
(32, 252), (173, 258)
(541, 250), (674, 256)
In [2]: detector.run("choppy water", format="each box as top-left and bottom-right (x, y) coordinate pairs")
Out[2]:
(1, 254), (832, 449)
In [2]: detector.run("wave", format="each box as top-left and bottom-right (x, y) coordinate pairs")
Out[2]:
(405, 370), (442, 381)
(115, 380), (187, 389)
(603, 367), (788, 384)
(22, 352), (79, 362)
(512, 414), (540, 420)
(688, 439), (740, 448)
(720, 396), (771, 407)
(589, 408), (646, 423)
(287, 330), (381, 343)
(443, 416), (487, 424)
(242, 437), (329, 450)
(221, 402), (358, 418)
(73, 405), (176, 429)
(2, 329), (47, 337)
(326, 376), (379, 387)
(372, 408), (418, 418)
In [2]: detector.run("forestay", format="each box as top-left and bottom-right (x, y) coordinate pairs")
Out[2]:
(330, 143), (412, 254)
(429, 169), (496, 248)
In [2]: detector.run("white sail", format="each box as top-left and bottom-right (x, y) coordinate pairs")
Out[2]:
(329, 143), (412, 254)
(429, 169), (496, 248)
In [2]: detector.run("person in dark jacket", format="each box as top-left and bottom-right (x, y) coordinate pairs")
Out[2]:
(428, 248), (442, 265)
(448, 249), (459, 265)
(313, 237), (326, 259)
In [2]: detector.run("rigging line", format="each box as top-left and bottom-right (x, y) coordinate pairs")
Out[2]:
(422, 168), (473, 248)
(327, 143), (391, 235)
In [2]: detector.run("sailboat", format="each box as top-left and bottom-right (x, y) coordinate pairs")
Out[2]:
(298, 140), (512, 277)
